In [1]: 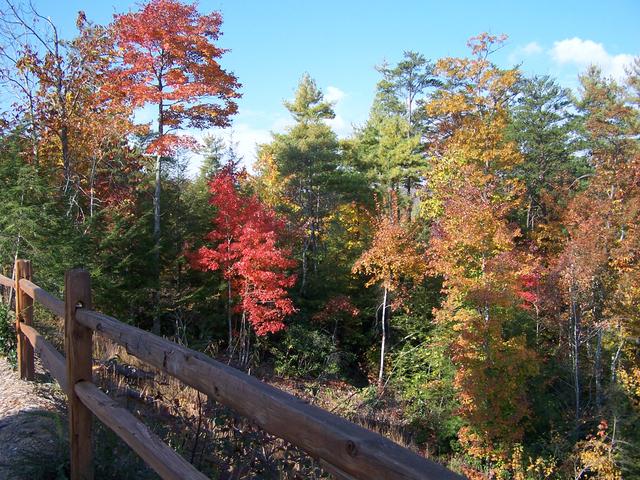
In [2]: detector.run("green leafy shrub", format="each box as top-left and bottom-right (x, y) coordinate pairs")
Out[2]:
(0, 302), (17, 367)
(272, 323), (347, 378)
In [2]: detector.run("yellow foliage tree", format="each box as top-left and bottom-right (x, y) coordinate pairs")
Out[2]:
(423, 33), (538, 462)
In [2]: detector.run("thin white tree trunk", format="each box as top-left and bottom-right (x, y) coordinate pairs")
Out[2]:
(378, 286), (388, 385)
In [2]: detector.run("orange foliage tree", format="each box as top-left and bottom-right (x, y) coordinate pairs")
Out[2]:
(422, 34), (538, 462)
(0, 5), (139, 218)
(353, 198), (426, 385)
(553, 65), (640, 424)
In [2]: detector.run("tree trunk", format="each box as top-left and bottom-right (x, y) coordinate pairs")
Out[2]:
(299, 236), (309, 295)
(152, 99), (164, 335)
(27, 90), (39, 168)
(592, 278), (604, 411)
(89, 158), (97, 219)
(611, 339), (624, 383)
(227, 278), (233, 348)
(594, 327), (603, 411)
(152, 152), (162, 334)
(378, 286), (388, 385)
(570, 283), (581, 421)
(61, 125), (71, 193)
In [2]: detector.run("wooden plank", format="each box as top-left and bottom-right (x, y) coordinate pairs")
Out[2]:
(19, 278), (65, 318)
(74, 381), (209, 480)
(319, 459), (359, 480)
(20, 323), (68, 392)
(15, 259), (34, 380)
(77, 309), (463, 480)
(65, 269), (94, 480)
(0, 273), (12, 288)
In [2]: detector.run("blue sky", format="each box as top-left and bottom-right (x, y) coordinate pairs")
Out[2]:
(24, 0), (640, 172)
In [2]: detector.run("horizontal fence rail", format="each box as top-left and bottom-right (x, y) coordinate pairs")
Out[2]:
(19, 323), (68, 392)
(20, 278), (65, 318)
(3, 261), (464, 480)
(0, 273), (12, 288)
(74, 381), (209, 480)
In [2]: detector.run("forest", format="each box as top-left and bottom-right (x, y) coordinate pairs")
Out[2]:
(0, 0), (639, 478)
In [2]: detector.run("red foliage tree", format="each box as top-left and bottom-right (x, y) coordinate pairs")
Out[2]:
(312, 295), (360, 343)
(190, 166), (297, 347)
(109, 0), (241, 332)
(110, 0), (240, 145)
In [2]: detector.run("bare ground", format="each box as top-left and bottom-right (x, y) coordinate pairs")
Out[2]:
(0, 357), (66, 479)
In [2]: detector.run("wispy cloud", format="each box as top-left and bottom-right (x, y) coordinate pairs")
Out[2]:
(187, 122), (274, 176)
(187, 84), (353, 175)
(323, 86), (353, 138)
(522, 41), (543, 56)
(509, 41), (544, 64)
(324, 114), (350, 138)
(325, 86), (346, 104)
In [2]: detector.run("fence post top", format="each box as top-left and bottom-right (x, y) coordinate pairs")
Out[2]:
(65, 267), (90, 275)
(65, 268), (91, 284)
(15, 259), (31, 268)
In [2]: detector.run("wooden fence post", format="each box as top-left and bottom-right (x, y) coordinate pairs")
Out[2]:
(15, 259), (34, 380)
(65, 269), (94, 480)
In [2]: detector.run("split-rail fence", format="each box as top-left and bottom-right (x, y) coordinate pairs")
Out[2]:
(0, 259), (463, 480)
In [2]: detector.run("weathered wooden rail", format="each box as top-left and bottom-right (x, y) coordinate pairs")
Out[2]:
(0, 259), (463, 480)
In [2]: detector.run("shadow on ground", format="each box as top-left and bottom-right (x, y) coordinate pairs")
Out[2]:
(0, 409), (68, 480)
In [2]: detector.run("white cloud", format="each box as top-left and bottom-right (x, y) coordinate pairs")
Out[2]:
(322, 85), (353, 138)
(324, 114), (352, 138)
(222, 123), (272, 166)
(271, 116), (295, 132)
(185, 85), (353, 175)
(324, 86), (346, 104)
(522, 41), (543, 56)
(187, 122), (273, 176)
(549, 38), (635, 80)
(508, 41), (544, 64)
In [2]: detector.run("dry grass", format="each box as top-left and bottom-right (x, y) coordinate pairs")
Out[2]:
(26, 310), (424, 479)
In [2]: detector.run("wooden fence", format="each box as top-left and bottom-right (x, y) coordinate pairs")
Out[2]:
(0, 259), (463, 480)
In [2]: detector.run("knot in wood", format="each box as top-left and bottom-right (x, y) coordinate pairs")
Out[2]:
(346, 440), (358, 457)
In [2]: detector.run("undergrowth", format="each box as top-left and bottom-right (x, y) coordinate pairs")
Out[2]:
(0, 302), (17, 367)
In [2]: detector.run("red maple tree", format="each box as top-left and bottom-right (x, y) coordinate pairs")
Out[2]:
(110, 0), (240, 149)
(190, 166), (297, 342)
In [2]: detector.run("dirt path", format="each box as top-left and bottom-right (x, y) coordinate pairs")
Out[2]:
(0, 357), (66, 479)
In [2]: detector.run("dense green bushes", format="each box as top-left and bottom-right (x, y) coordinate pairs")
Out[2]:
(0, 302), (16, 366)
(271, 323), (346, 378)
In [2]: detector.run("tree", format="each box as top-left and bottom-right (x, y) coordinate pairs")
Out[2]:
(0, 4), (139, 219)
(353, 52), (437, 214)
(199, 134), (226, 179)
(508, 75), (586, 233)
(353, 198), (426, 384)
(190, 165), (297, 361)
(354, 112), (422, 214)
(548, 67), (639, 469)
(375, 51), (439, 131)
(257, 74), (364, 296)
(422, 33), (538, 462)
(283, 73), (335, 123)
(0, 128), (87, 293)
(109, 0), (240, 332)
